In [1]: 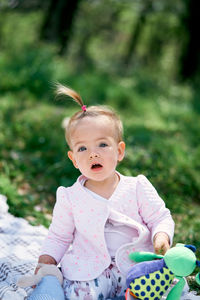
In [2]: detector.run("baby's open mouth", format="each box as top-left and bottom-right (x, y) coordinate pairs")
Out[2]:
(91, 163), (102, 169)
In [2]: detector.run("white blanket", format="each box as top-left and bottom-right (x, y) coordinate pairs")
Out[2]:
(0, 194), (48, 299)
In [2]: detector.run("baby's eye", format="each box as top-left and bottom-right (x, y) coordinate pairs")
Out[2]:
(78, 146), (87, 152)
(99, 143), (108, 147)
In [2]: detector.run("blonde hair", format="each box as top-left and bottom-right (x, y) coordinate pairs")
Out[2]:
(56, 84), (123, 148)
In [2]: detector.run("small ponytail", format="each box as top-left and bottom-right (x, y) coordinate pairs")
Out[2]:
(56, 83), (84, 108)
(56, 83), (123, 147)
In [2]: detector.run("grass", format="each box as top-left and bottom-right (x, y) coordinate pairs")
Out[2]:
(0, 9), (200, 295)
(1, 67), (200, 245)
(0, 10), (200, 250)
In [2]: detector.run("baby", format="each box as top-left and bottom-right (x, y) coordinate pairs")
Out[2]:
(34, 85), (175, 299)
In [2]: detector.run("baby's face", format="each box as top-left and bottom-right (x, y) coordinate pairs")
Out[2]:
(67, 116), (125, 182)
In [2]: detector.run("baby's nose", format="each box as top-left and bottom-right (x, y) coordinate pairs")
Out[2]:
(89, 152), (100, 159)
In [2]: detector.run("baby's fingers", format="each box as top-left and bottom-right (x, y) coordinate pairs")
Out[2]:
(154, 232), (170, 255)
(154, 243), (163, 255)
(154, 239), (170, 255)
(162, 242), (170, 254)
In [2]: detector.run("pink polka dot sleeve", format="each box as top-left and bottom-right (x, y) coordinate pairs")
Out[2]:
(41, 186), (75, 263)
(136, 175), (174, 245)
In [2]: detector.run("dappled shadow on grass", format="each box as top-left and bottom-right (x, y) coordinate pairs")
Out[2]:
(120, 119), (200, 207)
(187, 81), (200, 115)
(173, 201), (200, 248)
(0, 45), (55, 99)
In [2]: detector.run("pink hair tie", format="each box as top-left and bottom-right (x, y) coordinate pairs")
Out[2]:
(81, 105), (87, 112)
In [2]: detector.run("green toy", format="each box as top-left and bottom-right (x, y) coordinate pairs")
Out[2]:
(125, 244), (200, 300)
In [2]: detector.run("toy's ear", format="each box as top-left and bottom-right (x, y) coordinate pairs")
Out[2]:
(129, 251), (163, 262)
(175, 243), (197, 253)
(184, 245), (196, 253)
(196, 260), (200, 267)
(195, 272), (200, 285)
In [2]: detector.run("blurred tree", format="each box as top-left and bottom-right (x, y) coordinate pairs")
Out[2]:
(179, 0), (200, 80)
(0, 0), (48, 10)
(123, 0), (153, 66)
(40, 0), (82, 55)
(73, 0), (123, 69)
(1, 0), (197, 81)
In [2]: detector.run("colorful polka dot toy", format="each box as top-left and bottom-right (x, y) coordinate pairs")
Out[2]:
(125, 244), (200, 300)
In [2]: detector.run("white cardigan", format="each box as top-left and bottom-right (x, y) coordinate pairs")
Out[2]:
(41, 173), (174, 281)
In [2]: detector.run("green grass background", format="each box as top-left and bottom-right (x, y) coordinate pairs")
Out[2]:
(0, 11), (200, 255)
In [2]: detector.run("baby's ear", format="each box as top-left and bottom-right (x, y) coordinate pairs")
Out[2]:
(129, 251), (163, 262)
(67, 151), (79, 169)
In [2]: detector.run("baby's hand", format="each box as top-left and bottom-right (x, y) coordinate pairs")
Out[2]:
(35, 255), (57, 274)
(33, 255), (57, 288)
(153, 232), (170, 255)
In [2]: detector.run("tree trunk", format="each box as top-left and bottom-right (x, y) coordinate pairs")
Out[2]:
(40, 0), (81, 55)
(123, 0), (153, 66)
(180, 0), (200, 80)
(40, 0), (58, 41)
